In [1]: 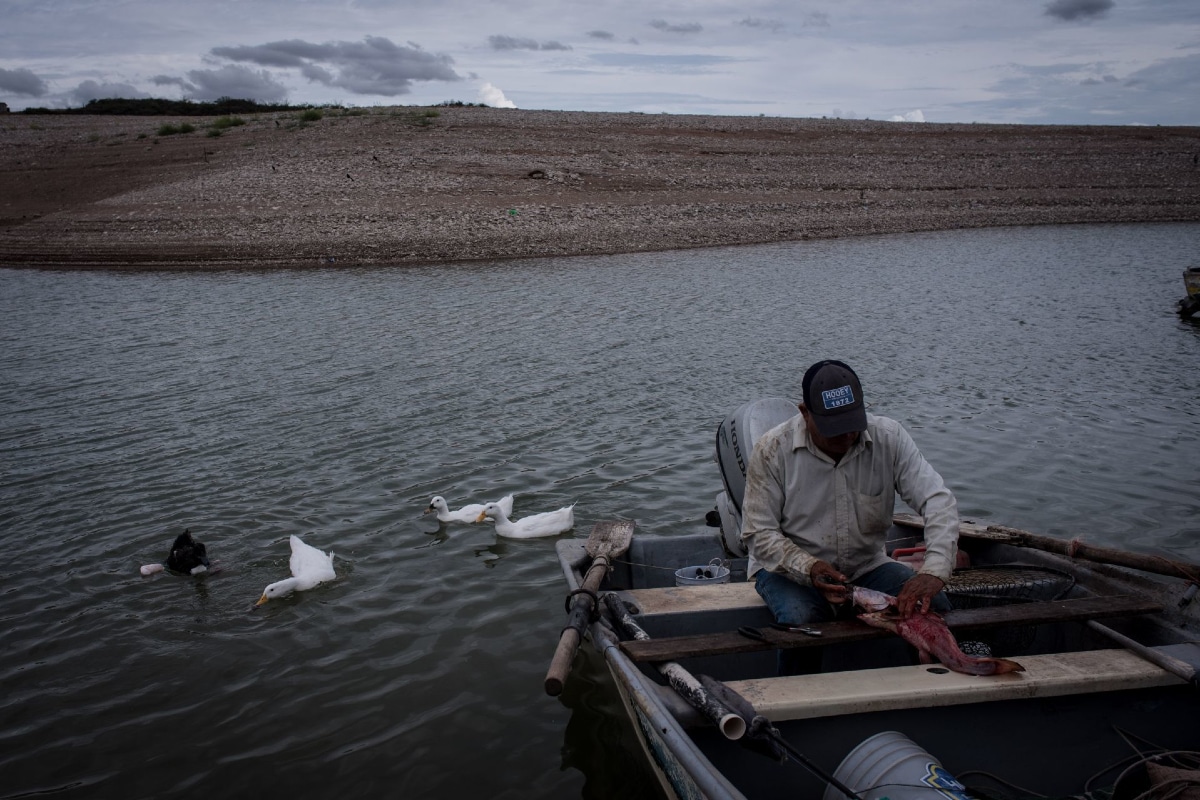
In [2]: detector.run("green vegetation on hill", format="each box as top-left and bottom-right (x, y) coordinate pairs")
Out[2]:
(20, 97), (310, 116)
(18, 97), (491, 116)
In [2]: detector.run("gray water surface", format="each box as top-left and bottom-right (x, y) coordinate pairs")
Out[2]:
(2, 223), (1199, 799)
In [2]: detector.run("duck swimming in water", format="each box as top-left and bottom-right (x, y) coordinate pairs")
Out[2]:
(166, 529), (210, 574)
(475, 501), (575, 539)
(139, 529), (210, 576)
(256, 535), (336, 605)
(424, 494), (514, 523)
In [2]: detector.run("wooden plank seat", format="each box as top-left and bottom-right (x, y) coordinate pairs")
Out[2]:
(722, 648), (1184, 722)
(618, 594), (1163, 663)
(620, 581), (767, 617)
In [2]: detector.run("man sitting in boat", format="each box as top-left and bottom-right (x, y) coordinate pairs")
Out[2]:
(740, 359), (960, 674)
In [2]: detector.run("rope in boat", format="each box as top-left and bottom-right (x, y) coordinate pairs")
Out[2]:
(953, 726), (1200, 799)
(612, 557), (729, 572)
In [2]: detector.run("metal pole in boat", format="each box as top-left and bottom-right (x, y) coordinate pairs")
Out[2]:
(601, 593), (866, 800)
(601, 592), (747, 739)
(695, 674), (865, 800)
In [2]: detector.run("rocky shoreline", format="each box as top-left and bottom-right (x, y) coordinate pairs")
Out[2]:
(2, 106), (1199, 270)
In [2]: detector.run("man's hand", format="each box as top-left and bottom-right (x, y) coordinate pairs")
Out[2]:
(808, 560), (850, 604)
(897, 573), (945, 617)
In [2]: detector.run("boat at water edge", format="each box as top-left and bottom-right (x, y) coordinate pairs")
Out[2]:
(550, 399), (1200, 800)
(1178, 266), (1200, 319)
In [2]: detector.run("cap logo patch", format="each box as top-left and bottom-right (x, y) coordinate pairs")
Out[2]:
(821, 385), (855, 411)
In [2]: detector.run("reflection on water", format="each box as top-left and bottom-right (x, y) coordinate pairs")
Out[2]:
(559, 647), (665, 800)
(1, 223), (1199, 799)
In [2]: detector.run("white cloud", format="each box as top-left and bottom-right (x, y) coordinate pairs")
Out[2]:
(890, 110), (926, 122)
(480, 82), (516, 108)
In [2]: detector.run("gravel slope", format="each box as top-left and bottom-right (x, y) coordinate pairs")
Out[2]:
(2, 106), (1199, 270)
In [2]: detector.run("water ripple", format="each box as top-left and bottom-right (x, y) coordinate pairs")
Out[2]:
(1, 223), (1199, 798)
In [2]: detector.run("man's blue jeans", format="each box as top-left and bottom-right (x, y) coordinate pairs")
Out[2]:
(754, 561), (951, 674)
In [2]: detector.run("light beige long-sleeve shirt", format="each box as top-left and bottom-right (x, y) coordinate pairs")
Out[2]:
(741, 412), (959, 585)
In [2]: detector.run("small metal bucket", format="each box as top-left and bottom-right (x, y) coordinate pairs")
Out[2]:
(674, 557), (731, 587)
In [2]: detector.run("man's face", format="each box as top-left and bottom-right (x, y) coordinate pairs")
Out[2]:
(800, 405), (860, 458)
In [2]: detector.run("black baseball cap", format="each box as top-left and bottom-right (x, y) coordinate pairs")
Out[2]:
(802, 360), (868, 437)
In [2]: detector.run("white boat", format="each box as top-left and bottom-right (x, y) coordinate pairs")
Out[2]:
(549, 399), (1200, 800)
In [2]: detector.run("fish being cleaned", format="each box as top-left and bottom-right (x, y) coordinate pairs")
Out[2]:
(850, 585), (896, 612)
(852, 588), (1025, 676)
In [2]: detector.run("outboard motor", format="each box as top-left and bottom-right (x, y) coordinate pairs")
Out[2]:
(712, 398), (799, 556)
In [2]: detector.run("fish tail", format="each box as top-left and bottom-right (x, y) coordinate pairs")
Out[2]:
(953, 656), (1025, 675)
(986, 657), (1025, 674)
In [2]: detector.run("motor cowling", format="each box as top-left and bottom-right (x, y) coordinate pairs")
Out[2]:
(712, 397), (799, 556)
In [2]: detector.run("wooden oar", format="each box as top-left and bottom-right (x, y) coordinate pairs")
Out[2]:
(1086, 620), (1200, 688)
(894, 513), (1200, 584)
(544, 520), (635, 696)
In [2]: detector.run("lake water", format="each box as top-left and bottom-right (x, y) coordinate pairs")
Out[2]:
(2, 223), (1199, 800)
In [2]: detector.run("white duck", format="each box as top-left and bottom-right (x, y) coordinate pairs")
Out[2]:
(424, 494), (514, 523)
(256, 534), (336, 605)
(475, 501), (575, 539)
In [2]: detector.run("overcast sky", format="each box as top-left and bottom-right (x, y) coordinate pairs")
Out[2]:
(2, 0), (1198, 125)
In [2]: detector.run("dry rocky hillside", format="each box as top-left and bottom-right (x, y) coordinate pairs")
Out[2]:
(1, 106), (1198, 269)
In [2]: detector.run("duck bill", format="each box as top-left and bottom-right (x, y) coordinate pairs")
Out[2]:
(255, 594), (270, 606)
(475, 511), (488, 523)
(422, 507), (434, 515)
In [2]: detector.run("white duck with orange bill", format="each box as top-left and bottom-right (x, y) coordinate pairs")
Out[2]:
(425, 494), (514, 523)
(475, 502), (575, 539)
(256, 534), (336, 606)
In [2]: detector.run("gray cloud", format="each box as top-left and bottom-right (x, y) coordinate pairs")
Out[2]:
(970, 52), (1200, 125)
(70, 79), (147, 105)
(0, 67), (50, 97)
(1122, 51), (1200, 92)
(649, 19), (703, 34)
(803, 12), (832, 28)
(490, 35), (540, 51)
(590, 53), (733, 72)
(587, 30), (615, 40)
(489, 35), (572, 51)
(210, 36), (460, 97)
(151, 75), (190, 90)
(183, 65), (289, 103)
(736, 18), (785, 33)
(1045, 0), (1114, 22)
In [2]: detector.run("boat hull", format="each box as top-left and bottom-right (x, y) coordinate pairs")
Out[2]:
(556, 521), (1200, 799)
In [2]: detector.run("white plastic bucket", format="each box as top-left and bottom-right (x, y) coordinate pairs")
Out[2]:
(822, 731), (975, 800)
(674, 558), (731, 587)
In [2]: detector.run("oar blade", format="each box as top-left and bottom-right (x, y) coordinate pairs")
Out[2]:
(584, 519), (634, 560)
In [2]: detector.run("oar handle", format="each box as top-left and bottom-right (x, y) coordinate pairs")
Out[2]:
(545, 629), (582, 697)
(985, 524), (1200, 583)
(894, 513), (1200, 584)
(544, 556), (611, 696)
